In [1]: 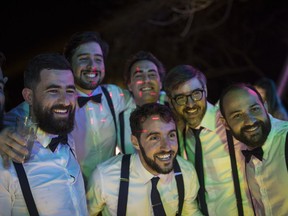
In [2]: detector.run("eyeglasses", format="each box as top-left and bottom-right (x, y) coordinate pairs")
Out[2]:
(173, 89), (205, 106)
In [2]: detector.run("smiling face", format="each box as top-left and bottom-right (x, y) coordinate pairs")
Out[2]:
(131, 115), (178, 175)
(23, 69), (76, 135)
(222, 87), (271, 148)
(128, 60), (162, 106)
(170, 78), (207, 128)
(71, 42), (105, 94)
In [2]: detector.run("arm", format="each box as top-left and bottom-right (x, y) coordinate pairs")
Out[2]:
(86, 167), (106, 216)
(182, 162), (203, 216)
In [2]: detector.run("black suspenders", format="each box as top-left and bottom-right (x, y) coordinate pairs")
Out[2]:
(117, 154), (184, 216)
(285, 131), (288, 171)
(13, 162), (40, 216)
(226, 130), (244, 216)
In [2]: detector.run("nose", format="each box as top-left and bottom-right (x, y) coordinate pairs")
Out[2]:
(142, 73), (151, 82)
(243, 113), (257, 125)
(87, 59), (98, 70)
(159, 139), (172, 151)
(186, 95), (195, 107)
(59, 92), (73, 106)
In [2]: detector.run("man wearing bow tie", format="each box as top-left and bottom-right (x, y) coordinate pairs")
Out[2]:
(1, 31), (132, 183)
(219, 83), (288, 215)
(0, 53), (88, 215)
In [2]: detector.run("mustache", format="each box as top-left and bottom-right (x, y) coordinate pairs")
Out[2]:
(241, 121), (261, 132)
(155, 150), (175, 155)
(82, 70), (101, 74)
(51, 104), (73, 111)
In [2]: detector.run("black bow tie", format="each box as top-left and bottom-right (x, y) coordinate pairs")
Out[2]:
(48, 135), (68, 152)
(242, 147), (264, 163)
(77, 93), (102, 108)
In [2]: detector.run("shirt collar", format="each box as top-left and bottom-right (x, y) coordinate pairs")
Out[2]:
(196, 102), (217, 131)
(36, 129), (71, 148)
(76, 86), (101, 97)
(134, 153), (174, 184)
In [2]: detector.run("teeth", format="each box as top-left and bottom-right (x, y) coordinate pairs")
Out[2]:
(245, 126), (258, 132)
(54, 109), (68, 114)
(85, 73), (96, 78)
(187, 108), (197, 113)
(156, 154), (171, 160)
(141, 87), (152, 91)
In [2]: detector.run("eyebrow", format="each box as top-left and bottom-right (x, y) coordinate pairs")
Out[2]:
(145, 129), (176, 138)
(132, 69), (157, 75)
(45, 84), (76, 90)
(76, 53), (103, 58)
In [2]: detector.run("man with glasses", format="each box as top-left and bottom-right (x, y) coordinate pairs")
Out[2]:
(164, 65), (254, 215)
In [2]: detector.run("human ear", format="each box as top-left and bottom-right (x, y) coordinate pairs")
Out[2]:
(131, 135), (140, 150)
(22, 88), (33, 105)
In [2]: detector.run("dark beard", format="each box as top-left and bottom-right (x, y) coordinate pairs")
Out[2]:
(33, 103), (75, 135)
(139, 142), (175, 174)
(231, 118), (271, 148)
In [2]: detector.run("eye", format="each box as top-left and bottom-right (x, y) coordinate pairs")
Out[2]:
(251, 106), (261, 113)
(169, 131), (177, 139)
(47, 89), (59, 94)
(149, 135), (160, 142)
(231, 113), (242, 120)
(67, 89), (76, 94)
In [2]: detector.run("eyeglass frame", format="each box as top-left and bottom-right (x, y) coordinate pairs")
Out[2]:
(172, 88), (205, 106)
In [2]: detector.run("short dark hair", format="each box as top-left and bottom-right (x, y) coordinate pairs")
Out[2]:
(219, 83), (264, 118)
(0, 52), (6, 67)
(63, 31), (109, 63)
(24, 53), (72, 90)
(130, 103), (175, 140)
(124, 51), (166, 86)
(164, 65), (207, 97)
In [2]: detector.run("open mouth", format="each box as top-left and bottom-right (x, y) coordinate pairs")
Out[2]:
(83, 71), (100, 79)
(155, 152), (173, 161)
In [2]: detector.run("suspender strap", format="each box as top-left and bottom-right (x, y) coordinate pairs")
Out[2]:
(101, 86), (117, 133)
(226, 130), (244, 216)
(13, 162), (39, 216)
(119, 111), (126, 154)
(117, 154), (131, 216)
(174, 159), (184, 216)
(101, 86), (118, 153)
(285, 131), (288, 171)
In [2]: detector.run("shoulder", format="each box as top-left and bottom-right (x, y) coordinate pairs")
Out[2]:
(176, 156), (196, 173)
(96, 154), (124, 175)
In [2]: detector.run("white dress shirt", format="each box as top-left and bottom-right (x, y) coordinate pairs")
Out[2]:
(4, 84), (132, 183)
(0, 129), (88, 216)
(245, 116), (288, 216)
(87, 154), (202, 216)
(177, 102), (254, 215)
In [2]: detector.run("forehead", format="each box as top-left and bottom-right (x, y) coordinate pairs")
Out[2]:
(38, 69), (74, 87)
(223, 88), (262, 112)
(130, 60), (158, 73)
(141, 115), (175, 133)
(172, 77), (202, 95)
(73, 42), (103, 56)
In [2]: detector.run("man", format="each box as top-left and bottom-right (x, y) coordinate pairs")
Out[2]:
(2, 31), (132, 182)
(219, 83), (288, 216)
(118, 50), (167, 154)
(87, 103), (202, 216)
(163, 65), (253, 215)
(0, 52), (8, 130)
(0, 53), (88, 215)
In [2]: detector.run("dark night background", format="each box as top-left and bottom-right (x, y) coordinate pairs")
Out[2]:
(1, 0), (288, 111)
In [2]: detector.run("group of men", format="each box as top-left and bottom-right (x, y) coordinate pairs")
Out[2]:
(0, 30), (287, 216)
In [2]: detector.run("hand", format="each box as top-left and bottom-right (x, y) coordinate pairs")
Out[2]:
(0, 127), (29, 168)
